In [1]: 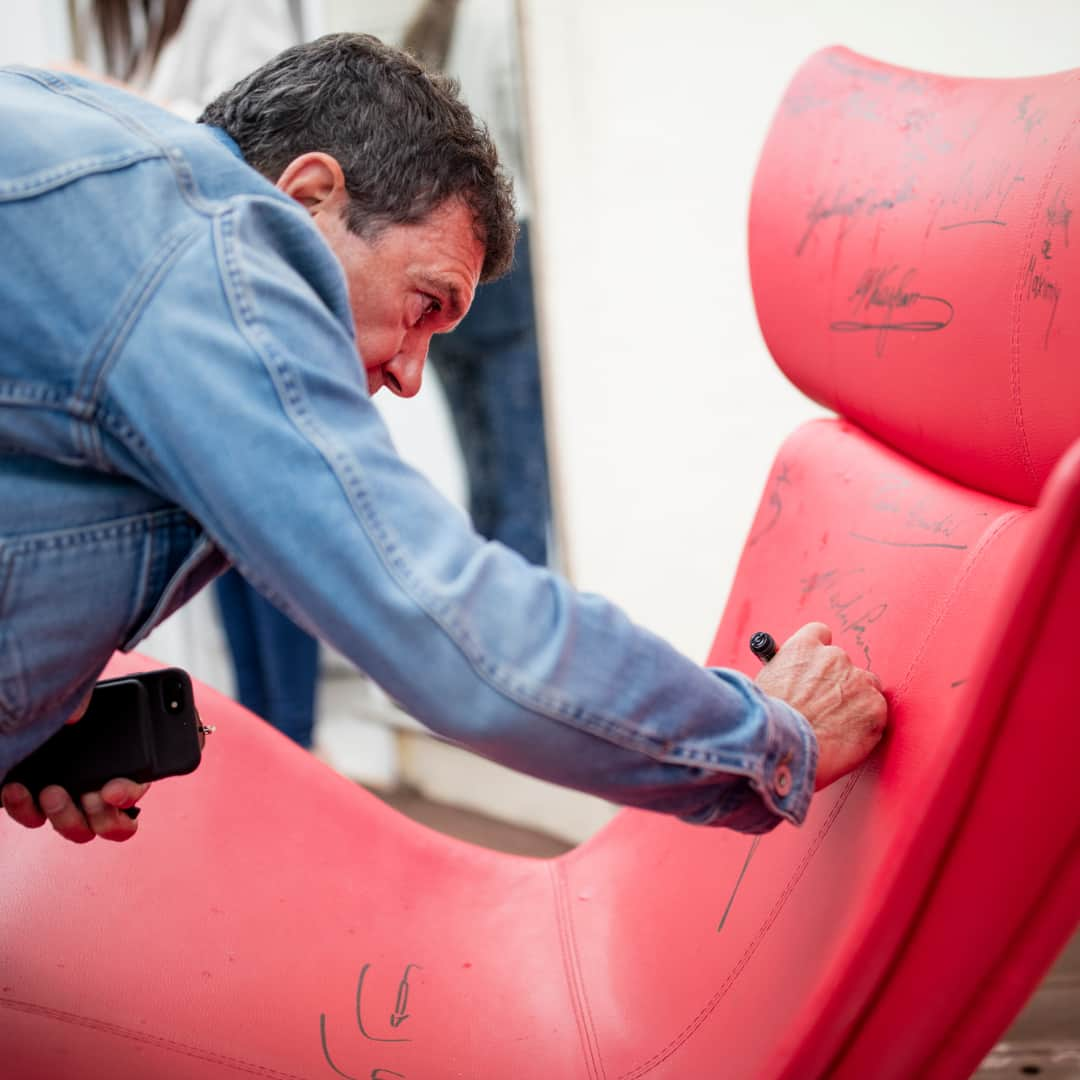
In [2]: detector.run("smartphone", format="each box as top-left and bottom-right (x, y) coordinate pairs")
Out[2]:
(3, 668), (205, 801)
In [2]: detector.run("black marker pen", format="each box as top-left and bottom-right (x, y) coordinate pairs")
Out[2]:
(749, 631), (778, 664)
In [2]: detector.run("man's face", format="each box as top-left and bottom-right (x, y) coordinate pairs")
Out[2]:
(312, 196), (484, 398)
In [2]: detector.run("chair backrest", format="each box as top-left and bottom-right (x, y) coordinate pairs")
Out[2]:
(2, 46), (1079, 1080)
(750, 47), (1080, 508)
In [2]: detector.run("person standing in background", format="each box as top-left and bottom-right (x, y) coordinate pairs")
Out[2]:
(403, 0), (552, 568)
(68, 0), (303, 120)
(68, 0), (324, 749)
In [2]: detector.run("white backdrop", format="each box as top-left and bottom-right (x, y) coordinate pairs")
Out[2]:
(519, 0), (1080, 665)
(0, 5), (71, 63)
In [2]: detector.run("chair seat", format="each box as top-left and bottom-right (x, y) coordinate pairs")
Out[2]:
(4, 419), (1079, 1078)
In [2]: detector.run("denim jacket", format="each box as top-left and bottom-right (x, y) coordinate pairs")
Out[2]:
(0, 67), (816, 832)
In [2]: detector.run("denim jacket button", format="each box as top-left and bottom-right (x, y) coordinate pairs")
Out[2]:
(773, 764), (793, 798)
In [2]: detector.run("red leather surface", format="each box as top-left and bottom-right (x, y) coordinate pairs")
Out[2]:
(3, 47), (1080, 1078)
(750, 48), (1080, 506)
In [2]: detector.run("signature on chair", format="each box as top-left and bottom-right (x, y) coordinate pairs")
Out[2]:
(320, 962), (423, 1079)
(829, 265), (954, 357)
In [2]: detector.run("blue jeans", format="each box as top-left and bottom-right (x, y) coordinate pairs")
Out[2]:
(215, 570), (319, 748)
(428, 224), (550, 566)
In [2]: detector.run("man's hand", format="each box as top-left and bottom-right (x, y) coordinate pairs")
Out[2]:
(1, 778), (149, 843)
(0, 690), (150, 842)
(755, 622), (888, 789)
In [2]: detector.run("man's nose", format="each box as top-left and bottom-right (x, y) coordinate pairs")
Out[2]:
(383, 340), (427, 398)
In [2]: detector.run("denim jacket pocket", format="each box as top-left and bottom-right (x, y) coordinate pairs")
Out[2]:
(0, 554), (27, 731)
(0, 513), (168, 734)
(0, 510), (226, 735)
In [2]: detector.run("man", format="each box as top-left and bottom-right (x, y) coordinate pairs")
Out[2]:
(0, 34), (886, 844)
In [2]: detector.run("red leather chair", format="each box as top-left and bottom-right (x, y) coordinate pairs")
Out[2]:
(3, 47), (1079, 1078)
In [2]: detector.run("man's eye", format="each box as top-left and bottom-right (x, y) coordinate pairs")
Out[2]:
(415, 295), (441, 326)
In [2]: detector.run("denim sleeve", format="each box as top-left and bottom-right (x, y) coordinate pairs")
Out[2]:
(102, 197), (818, 834)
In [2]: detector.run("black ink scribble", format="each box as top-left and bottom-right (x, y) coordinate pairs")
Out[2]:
(357, 964), (412, 1043)
(904, 503), (958, 538)
(717, 837), (761, 933)
(320, 963), (421, 1079)
(800, 568), (887, 670)
(830, 265), (954, 357)
(319, 1010), (409, 1080)
(1023, 254), (1062, 349)
(320, 1013), (362, 1080)
(1045, 184), (1072, 250)
(797, 179), (916, 256)
(1015, 94), (1046, 136)
(848, 532), (967, 551)
(748, 463), (791, 548)
(928, 157), (1025, 235)
(390, 964), (421, 1029)
(1021, 183), (1071, 348)
(867, 487), (987, 544)
(939, 219), (1007, 231)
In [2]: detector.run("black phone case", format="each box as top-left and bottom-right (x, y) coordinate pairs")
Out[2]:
(3, 668), (203, 800)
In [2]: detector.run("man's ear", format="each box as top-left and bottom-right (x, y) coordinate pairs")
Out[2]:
(274, 153), (347, 216)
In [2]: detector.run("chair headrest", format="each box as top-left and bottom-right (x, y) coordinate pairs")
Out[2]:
(750, 47), (1080, 506)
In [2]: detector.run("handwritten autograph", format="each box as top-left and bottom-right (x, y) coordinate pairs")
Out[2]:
(830, 265), (954, 357)
(320, 962), (422, 1079)
(797, 179), (916, 256)
(928, 157), (1025, 234)
(1023, 255), (1062, 349)
(1045, 184), (1072, 253)
(748, 463), (792, 548)
(800, 567), (887, 670)
(1016, 94), (1047, 137)
(390, 964), (420, 1029)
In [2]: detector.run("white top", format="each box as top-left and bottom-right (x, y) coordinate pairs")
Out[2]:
(73, 0), (300, 120)
(443, 0), (531, 220)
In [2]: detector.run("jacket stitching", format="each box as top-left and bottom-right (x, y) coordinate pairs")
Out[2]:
(76, 225), (201, 417)
(0, 148), (163, 201)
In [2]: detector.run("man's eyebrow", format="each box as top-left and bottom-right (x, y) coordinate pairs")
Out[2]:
(417, 274), (465, 322)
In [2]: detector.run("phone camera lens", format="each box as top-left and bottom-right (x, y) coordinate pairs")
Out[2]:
(162, 677), (185, 714)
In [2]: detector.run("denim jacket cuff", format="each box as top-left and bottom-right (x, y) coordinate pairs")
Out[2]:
(750, 692), (818, 826)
